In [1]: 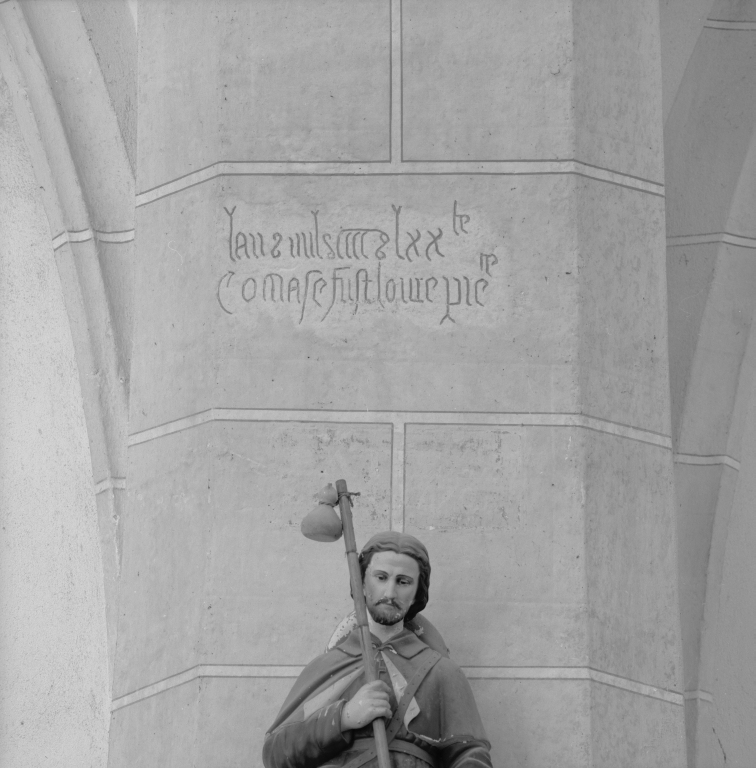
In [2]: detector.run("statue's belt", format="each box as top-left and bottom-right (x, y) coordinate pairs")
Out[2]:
(341, 648), (443, 768)
(350, 738), (436, 767)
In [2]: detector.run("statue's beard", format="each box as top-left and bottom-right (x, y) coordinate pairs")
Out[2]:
(368, 598), (408, 626)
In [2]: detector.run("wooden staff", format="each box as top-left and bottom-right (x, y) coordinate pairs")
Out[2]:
(336, 479), (392, 768)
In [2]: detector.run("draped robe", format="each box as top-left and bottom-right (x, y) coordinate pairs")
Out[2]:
(263, 628), (492, 768)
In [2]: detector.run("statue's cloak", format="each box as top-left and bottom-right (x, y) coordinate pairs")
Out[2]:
(263, 628), (492, 768)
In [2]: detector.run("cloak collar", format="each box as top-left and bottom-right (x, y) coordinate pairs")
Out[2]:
(336, 627), (430, 659)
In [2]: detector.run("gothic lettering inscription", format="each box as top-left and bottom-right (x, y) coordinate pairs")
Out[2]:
(216, 201), (499, 325)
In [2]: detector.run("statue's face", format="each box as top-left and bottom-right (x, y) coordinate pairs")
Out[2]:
(363, 551), (420, 626)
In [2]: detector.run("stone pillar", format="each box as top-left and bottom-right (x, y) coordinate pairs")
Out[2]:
(0, 71), (110, 768)
(110, 2), (686, 765)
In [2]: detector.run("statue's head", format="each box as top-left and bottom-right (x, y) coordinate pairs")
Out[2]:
(359, 531), (430, 622)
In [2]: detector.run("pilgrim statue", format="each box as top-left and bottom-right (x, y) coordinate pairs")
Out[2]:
(262, 531), (493, 768)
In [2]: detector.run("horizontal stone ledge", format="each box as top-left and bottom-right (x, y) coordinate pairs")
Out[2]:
(51, 228), (135, 250)
(683, 689), (714, 704)
(94, 476), (126, 495)
(136, 160), (664, 208)
(674, 453), (740, 471)
(52, 228), (93, 249)
(704, 19), (756, 31)
(111, 664), (683, 713)
(666, 232), (756, 250)
(128, 408), (672, 451)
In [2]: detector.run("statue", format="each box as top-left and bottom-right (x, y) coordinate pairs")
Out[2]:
(262, 523), (494, 768)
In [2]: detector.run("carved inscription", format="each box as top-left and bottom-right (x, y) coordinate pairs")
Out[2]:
(216, 202), (498, 325)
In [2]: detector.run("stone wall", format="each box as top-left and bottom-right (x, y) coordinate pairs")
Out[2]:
(0, 70), (110, 768)
(109, 2), (686, 766)
(11, 2), (756, 767)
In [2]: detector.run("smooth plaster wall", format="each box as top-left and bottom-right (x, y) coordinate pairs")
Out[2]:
(0, 73), (110, 767)
(702, 373), (756, 767)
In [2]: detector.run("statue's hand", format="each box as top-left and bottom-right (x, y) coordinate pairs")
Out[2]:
(340, 681), (392, 731)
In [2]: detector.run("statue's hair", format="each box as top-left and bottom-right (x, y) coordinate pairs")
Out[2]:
(358, 532), (430, 621)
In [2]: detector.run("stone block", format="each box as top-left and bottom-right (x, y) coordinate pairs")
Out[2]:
(583, 431), (680, 691)
(402, 0), (574, 161)
(109, 679), (207, 768)
(575, 179), (669, 434)
(404, 423), (587, 666)
(472, 678), (591, 767)
(117, 420), (391, 695)
(139, 0), (391, 190)
(131, 173), (581, 431)
(590, 683), (685, 768)
(194, 677), (300, 767)
(573, 0), (664, 182)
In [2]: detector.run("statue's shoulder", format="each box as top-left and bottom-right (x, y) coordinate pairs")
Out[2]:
(324, 624), (363, 658)
(430, 651), (465, 676)
(405, 614), (450, 658)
